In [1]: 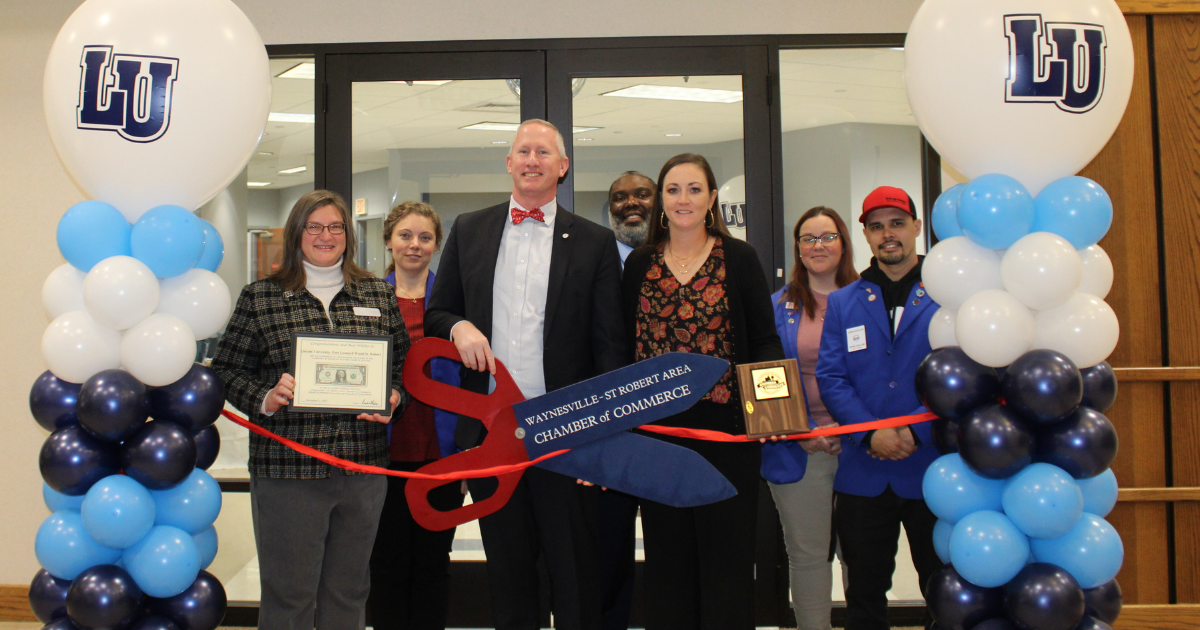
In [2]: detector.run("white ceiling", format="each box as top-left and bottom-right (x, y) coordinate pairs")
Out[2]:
(250, 48), (912, 189)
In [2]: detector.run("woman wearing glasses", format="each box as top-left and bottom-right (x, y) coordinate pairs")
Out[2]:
(212, 189), (409, 630)
(762, 206), (859, 630)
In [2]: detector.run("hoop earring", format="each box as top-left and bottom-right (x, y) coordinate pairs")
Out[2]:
(705, 207), (715, 228)
(660, 211), (669, 229)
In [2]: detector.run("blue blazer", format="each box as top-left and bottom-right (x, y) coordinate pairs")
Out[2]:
(815, 277), (939, 499)
(760, 288), (815, 484)
(385, 270), (461, 459)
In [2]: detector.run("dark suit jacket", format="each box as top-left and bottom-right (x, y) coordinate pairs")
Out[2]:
(426, 202), (628, 449)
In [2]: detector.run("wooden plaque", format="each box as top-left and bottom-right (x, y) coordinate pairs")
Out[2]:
(736, 359), (809, 439)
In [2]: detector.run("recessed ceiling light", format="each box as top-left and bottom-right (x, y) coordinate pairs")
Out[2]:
(890, 47), (905, 51)
(578, 138), (593, 142)
(461, 122), (601, 134)
(665, 133), (682, 137)
(278, 166), (307, 174)
(492, 141), (508, 144)
(247, 182), (272, 187)
(276, 62), (315, 80)
(257, 151), (274, 156)
(385, 80), (453, 86)
(268, 112), (315, 124)
(572, 127), (600, 133)
(602, 85), (743, 104)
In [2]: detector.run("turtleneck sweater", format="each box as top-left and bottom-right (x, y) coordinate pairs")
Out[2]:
(303, 258), (345, 323)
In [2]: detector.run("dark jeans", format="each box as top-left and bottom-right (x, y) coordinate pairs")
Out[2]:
(367, 460), (465, 630)
(834, 487), (942, 630)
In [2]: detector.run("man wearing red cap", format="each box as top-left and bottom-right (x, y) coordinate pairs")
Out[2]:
(816, 186), (942, 629)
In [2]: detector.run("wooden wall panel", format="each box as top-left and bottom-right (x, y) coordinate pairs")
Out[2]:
(1156, 13), (1200, 603)
(0, 585), (36, 622)
(1082, 15), (1168, 604)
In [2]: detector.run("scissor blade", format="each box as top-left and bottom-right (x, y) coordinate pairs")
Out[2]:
(536, 432), (737, 508)
(513, 353), (729, 459)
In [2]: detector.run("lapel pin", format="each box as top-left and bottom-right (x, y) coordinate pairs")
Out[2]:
(913, 299), (920, 306)
(868, 294), (877, 302)
(916, 289), (925, 297)
(562, 233), (569, 239)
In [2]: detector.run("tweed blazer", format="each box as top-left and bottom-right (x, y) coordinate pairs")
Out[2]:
(212, 276), (411, 478)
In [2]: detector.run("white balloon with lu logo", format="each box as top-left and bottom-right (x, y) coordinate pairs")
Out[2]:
(43, 0), (271, 220)
(905, 0), (1134, 195)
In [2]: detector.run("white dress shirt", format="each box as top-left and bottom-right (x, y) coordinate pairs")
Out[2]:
(491, 196), (555, 398)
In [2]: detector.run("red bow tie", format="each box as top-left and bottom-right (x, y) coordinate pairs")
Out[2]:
(511, 207), (546, 225)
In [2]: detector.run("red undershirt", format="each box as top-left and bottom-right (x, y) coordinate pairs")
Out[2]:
(389, 296), (440, 462)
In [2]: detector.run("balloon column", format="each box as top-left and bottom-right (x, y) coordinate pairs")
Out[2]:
(31, 0), (269, 627)
(906, 1), (1131, 629)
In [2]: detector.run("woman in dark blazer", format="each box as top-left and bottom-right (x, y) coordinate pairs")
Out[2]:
(622, 153), (784, 630)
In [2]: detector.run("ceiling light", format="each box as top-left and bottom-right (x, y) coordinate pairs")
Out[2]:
(257, 151), (274, 156)
(665, 133), (682, 137)
(277, 62), (315, 80)
(462, 122), (601, 134)
(278, 166), (307, 174)
(571, 127), (600, 133)
(601, 85), (743, 104)
(578, 138), (593, 142)
(492, 141), (508, 144)
(247, 182), (272, 187)
(385, 80), (453, 86)
(268, 112), (315, 124)
(890, 47), (905, 51)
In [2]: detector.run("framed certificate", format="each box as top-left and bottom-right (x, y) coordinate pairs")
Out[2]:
(289, 332), (393, 415)
(735, 358), (808, 439)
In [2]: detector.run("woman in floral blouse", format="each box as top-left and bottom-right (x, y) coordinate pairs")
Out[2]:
(621, 153), (784, 630)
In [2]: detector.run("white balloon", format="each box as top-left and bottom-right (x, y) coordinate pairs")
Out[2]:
(1001, 232), (1083, 310)
(42, 311), (122, 383)
(1079, 244), (1114, 299)
(156, 269), (232, 340)
(43, 0), (270, 220)
(1033, 293), (1119, 368)
(905, 0), (1134, 195)
(921, 236), (1004, 310)
(83, 256), (160, 330)
(120, 313), (196, 386)
(43, 264), (87, 320)
(955, 290), (1035, 368)
(929, 307), (958, 349)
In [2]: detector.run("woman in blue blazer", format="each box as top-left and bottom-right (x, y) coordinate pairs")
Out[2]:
(762, 207), (859, 630)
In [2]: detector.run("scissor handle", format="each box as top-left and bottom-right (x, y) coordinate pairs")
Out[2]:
(403, 337), (525, 421)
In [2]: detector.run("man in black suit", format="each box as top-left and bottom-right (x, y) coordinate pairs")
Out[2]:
(425, 119), (627, 630)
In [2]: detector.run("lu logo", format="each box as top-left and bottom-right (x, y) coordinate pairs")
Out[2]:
(76, 45), (180, 143)
(720, 201), (746, 230)
(1004, 14), (1107, 113)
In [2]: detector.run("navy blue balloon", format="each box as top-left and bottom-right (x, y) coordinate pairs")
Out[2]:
(40, 426), (121, 495)
(146, 365), (224, 432)
(128, 615), (181, 630)
(971, 620), (1018, 630)
(30, 371), (82, 431)
(1083, 578), (1122, 624)
(43, 618), (83, 630)
(1073, 616), (1114, 630)
(65, 564), (143, 630)
(933, 417), (960, 454)
(146, 570), (227, 630)
(121, 421), (197, 490)
(916, 347), (1001, 420)
(1035, 407), (1118, 479)
(1080, 362), (1118, 414)
(192, 426), (219, 471)
(957, 404), (1034, 479)
(30, 568), (71, 623)
(924, 564), (1003, 630)
(1002, 350), (1082, 424)
(1004, 563), (1085, 630)
(78, 370), (149, 443)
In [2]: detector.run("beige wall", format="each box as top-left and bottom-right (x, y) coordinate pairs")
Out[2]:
(0, 0), (921, 584)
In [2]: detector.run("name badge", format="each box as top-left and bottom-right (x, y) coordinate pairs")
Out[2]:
(847, 325), (867, 352)
(353, 307), (381, 317)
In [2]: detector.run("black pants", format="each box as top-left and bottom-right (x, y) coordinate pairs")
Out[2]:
(367, 460), (465, 630)
(834, 487), (942, 630)
(597, 489), (639, 630)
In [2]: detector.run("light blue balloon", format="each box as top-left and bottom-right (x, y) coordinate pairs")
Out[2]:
(933, 519), (953, 563)
(931, 184), (966, 241)
(922, 454), (1006, 524)
(957, 174), (1035, 250)
(122, 525), (201, 597)
(81, 474), (156, 549)
(1032, 176), (1113, 249)
(193, 526), (218, 570)
(150, 468), (222, 535)
(195, 219), (224, 272)
(1002, 463), (1084, 539)
(130, 205), (206, 278)
(43, 482), (85, 512)
(34, 510), (122, 580)
(949, 510), (1030, 588)
(1077, 468), (1119, 517)
(1029, 513), (1124, 589)
(56, 201), (132, 272)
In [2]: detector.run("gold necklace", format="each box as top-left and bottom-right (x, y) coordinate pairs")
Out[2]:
(395, 286), (425, 303)
(668, 237), (709, 274)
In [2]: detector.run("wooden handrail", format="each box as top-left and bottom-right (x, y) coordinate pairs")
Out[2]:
(1113, 367), (1200, 381)
(1118, 487), (1200, 502)
(1119, 0), (1200, 12)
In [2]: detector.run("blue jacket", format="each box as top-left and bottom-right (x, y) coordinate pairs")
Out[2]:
(760, 288), (815, 484)
(815, 277), (939, 499)
(384, 270), (461, 459)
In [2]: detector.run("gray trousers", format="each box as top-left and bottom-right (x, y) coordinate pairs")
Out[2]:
(250, 471), (388, 630)
(768, 451), (838, 630)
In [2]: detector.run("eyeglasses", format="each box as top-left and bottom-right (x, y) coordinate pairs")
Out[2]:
(305, 222), (346, 235)
(798, 233), (840, 248)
